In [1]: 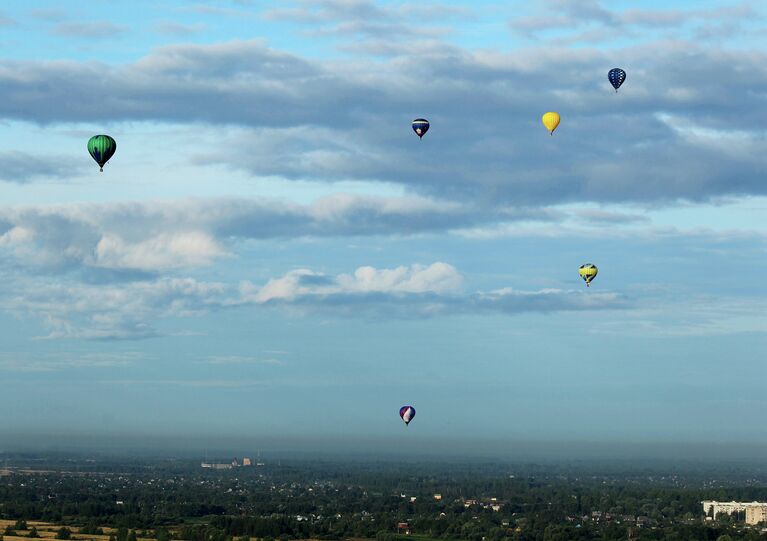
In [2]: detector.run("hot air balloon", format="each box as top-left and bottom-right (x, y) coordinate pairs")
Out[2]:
(399, 405), (416, 426)
(87, 135), (117, 172)
(541, 112), (560, 135)
(578, 264), (598, 287)
(412, 118), (429, 139)
(608, 68), (626, 92)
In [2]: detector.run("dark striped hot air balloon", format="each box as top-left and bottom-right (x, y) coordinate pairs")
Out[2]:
(87, 134), (117, 172)
(608, 68), (626, 92)
(412, 118), (429, 139)
(399, 405), (416, 426)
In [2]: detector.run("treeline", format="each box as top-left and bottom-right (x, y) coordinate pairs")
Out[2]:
(3, 460), (767, 541)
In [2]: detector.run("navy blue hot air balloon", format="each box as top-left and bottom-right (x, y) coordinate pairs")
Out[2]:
(399, 405), (416, 426)
(412, 118), (429, 139)
(608, 68), (626, 92)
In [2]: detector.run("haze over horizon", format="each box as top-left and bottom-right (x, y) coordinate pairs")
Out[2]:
(0, 0), (765, 452)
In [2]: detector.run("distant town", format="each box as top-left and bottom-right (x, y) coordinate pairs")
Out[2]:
(3, 455), (767, 541)
(200, 457), (266, 469)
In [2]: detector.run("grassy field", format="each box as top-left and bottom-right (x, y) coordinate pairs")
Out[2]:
(0, 520), (162, 541)
(0, 520), (450, 541)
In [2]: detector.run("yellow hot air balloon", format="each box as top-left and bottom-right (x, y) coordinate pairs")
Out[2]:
(578, 263), (598, 287)
(542, 112), (560, 135)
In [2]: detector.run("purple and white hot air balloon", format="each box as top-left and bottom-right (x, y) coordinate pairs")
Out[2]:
(399, 405), (416, 426)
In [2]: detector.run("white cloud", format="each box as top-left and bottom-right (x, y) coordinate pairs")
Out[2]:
(204, 356), (284, 366)
(250, 262), (463, 303)
(94, 231), (227, 270)
(592, 294), (767, 337)
(52, 21), (128, 38)
(5, 277), (230, 340)
(510, 1), (756, 42)
(0, 351), (146, 372)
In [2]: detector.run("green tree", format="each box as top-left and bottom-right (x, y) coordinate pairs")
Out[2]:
(14, 520), (28, 531)
(375, 532), (395, 541)
(56, 527), (72, 540)
(81, 523), (104, 535)
(28, 528), (39, 538)
(128, 530), (137, 541)
(4, 527), (16, 537)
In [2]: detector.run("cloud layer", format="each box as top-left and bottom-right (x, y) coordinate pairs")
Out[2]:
(0, 32), (765, 205)
(0, 196), (550, 273)
(0, 262), (627, 339)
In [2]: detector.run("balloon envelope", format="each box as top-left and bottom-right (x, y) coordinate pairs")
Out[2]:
(87, 135), (117, 172)
(412, 118), (429, 138)
(541, 112), (560, 135)
(608, 68), (626, 91)
(578, 263), (598, 286)
(399, 406), (416, 425)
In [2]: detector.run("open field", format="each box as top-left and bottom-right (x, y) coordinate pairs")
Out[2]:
(0, 521), (164, 541)
(0, 521), (311, 541)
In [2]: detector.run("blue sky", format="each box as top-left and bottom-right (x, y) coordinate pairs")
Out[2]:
(0, 0), (765, 457)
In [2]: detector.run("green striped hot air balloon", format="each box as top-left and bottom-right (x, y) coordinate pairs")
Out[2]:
(87, 134), (117, 172)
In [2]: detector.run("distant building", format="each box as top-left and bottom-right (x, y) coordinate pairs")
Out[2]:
(433, 494), (442, 501)
(702, 501), (767, 524)
(746, 506), (767, 525)
(201, 462), (233, 470)
(243, 458), (252, 466)
(397, 523), (411, 535)
(636, 516), (656, 528)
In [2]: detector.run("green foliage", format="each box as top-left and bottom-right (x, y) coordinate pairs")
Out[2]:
(376, 532), (396, 541)
(55, 527), (71, 540)
(116, 527), (129, 541)
(80, 523), (105, 535)
(14, 520), (28, 531)
(27, 527), (39, 538)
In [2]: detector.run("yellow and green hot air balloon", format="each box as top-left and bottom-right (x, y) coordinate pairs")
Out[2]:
(541, 112), (560, 135)
(87, 134), (117, 172)
(578, 263), (598, 287)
